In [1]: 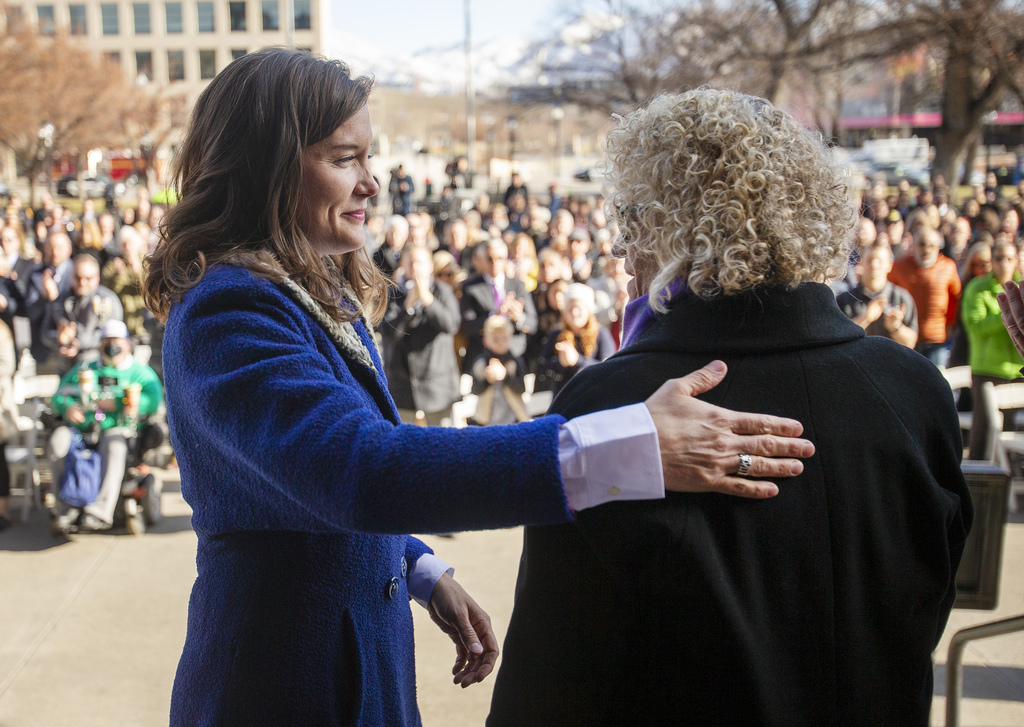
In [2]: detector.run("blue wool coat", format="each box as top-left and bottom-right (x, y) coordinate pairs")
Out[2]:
(164, 265), (571, 726)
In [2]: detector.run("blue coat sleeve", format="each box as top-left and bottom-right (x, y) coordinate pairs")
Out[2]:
(166, 271), (573, 537)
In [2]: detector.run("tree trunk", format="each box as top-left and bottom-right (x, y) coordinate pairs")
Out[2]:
(931, 40), (1004, 188)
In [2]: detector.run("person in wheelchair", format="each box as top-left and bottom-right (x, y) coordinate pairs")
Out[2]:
(47, 320), (163, 532)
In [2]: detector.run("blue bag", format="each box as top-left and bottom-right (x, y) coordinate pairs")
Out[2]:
(58, 435), (103, 508)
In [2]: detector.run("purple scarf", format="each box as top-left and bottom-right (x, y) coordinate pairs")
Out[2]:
(621, 278), (688, 348)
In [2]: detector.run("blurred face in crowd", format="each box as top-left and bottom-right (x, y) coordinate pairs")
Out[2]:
(538, 251), (566, 285)
(385, 215), (410, 250)
(859, 245), (894, 293)
(446, 220), (468, 251)
(1, 227), (20, 257)
(101, 335), (131, 367)
(48, 233), (72, 266)
(885, 220), (904, 247)
(483, 326), (511, 356)
(913, 228), (941, 269)
(296, 106), (380, 256)
(403, 245), (434, 282)
(952, 218), (972, 249)
(993, 243), (1018, 285)
(1002, 209), (1020, 235)
(563, 298), (590, 332)
(553, 210), (575, 238)
(478, 241), (508, 279)
(98, 213), (116, 239)
(71, 258), (100, 297)
(856, 218), (877, 247)
(569, 233), (591, 260)
(970, 246), (992, 278)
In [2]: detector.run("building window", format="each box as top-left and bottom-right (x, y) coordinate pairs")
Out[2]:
(229, 1), (245, 31)
(294, 0), (309, 30)
(197, 1), (213, 32)
(104, 50), (121, 67)
(36, 5), (55, 34)
(199, 49), (216, 79)
(68, 4), (86, 34)
(135, 50), (153, 82)
(167, 49), (184, 81)
(5, 7), (24, 34)
(165, 2), (182, 32)
(133, 3), (151, 33)
(261, 0), (277, 30)
(101, 4), (118, 34)
(231, 48), (246, 60)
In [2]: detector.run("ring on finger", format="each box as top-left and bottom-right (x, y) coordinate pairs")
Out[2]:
(737, 453), (753, 476)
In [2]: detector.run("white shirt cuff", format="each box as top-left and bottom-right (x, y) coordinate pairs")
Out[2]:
(558, 402), (665, 512)
(408, 552), (455, 608)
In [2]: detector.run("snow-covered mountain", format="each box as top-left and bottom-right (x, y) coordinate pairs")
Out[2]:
(321, 13), (621, 95)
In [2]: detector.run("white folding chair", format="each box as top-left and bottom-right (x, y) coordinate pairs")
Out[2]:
(979, 382), (1024, 511)
(941, 365), (972, 434)
(8, 398), (43, 524)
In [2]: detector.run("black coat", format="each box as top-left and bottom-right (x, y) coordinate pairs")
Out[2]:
(459, 274), (537, 372)
(488, 283), (972, 727)
(380, 280), (462, 413)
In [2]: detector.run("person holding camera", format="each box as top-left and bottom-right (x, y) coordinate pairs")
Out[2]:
(47, 320), (163, 532)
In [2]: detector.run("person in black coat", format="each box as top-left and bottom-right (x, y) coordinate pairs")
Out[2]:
(488, 89), (973, 727)
(459, 238), (536, 372)
(380, 244), (462, 425)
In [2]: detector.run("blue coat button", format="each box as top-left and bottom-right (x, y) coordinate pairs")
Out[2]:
(401, 557), (408, 578)
(386, 577), (399, 600)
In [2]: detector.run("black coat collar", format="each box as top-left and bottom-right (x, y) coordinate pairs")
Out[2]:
(619, 282), (865, 357)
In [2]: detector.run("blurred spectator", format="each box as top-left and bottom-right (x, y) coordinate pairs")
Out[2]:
(509, 233), (539, 293)
(889, 227), (961, 367)
(48, 320), (163, 532)
(588, 255), (630, 347)
(944, 216), (973, 265)
(568, 229), (594, 283)
(962, 239), (1024, 458)
(380, 245), (461, 427)
(24, 232), (74, 365)
(44, 254), (123, 375)
(443, 219), (472, 269)
(388, 165), (415, 216)
(504, 172), (529, 209)
(836, 245), (918, 348)
(535, 283), (614, 395)
(468, 316), (528, 426)
(0, 319), (16, 532)
(547, 183), (562, 216)
(459, 239), (536, 374)
(372, 215), (409, 278)
(102, 226), (149, 344)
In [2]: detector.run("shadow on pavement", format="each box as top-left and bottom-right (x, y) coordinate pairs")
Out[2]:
(933, 663), (1024, 702)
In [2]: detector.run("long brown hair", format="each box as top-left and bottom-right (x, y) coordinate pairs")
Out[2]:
(557, 313), (599, 358)
(143, 48), (387, 324)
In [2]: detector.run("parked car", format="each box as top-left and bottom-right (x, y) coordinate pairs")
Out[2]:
(55, 174), (131, 199)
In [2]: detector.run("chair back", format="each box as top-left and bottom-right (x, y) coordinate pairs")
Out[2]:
(942, 365), (972, 392)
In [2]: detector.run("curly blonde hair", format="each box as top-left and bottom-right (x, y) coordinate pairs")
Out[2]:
(607, 89), (856, 307)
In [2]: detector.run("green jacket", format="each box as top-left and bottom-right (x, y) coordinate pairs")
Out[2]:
(961, 272), (1024, 380)
(51, 357), (163, 432)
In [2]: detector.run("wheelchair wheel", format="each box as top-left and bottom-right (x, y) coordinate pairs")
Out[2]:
(124, 498), (145, 536)
(139, 474), (163, 526)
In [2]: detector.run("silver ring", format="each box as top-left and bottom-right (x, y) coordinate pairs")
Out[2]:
(737, 453), (753, 476)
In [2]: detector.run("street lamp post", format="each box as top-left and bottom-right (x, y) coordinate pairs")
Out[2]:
(506, 116), (518, 166)
(38, 123), (54, 192)
(551, 106), (564, 180)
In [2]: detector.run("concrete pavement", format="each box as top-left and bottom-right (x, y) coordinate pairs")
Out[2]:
(1, 477), (1022, 726)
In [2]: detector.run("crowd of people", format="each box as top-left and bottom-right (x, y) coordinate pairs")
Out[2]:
(835, 171), (1024, 457)
(0, 187), (166, 532)
(372, 174), (629, 427)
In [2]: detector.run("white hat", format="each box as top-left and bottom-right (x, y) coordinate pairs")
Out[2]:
(564, 283), (596, 315)
(99, 320), (129, 340)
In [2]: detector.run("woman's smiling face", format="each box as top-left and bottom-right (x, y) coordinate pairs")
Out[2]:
(297, 105), (380, 256)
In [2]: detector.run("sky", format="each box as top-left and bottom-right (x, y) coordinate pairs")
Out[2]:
(330, 0), (578, 56)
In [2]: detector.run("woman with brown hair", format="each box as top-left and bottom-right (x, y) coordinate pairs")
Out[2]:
(535, 283), (614, 394)
(145, 50), (813, 726)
